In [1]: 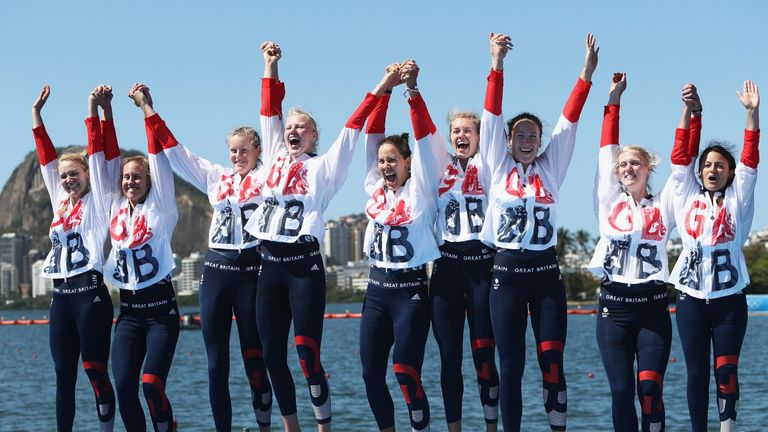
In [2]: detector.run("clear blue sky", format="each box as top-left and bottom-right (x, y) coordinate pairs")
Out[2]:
(2, 0), (766, 237)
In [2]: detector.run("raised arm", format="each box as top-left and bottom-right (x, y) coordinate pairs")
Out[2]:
(129, 84), (177, 217)
(737, 80), (760, 168)
(595, 73), (626, 213)
(86, 86), (121, 215)
(31, 84), (61, 205)
(365, 64), (400, 182)
(673, 84), (700, 166)
(540, 34), (596, 186)
(479, 33), (512, 178)
(260, 41), (285, 167)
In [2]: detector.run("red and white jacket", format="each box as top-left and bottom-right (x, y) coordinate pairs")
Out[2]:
(669, 119), (760, 299)
(363, 93), (442, 269)
(588, 105), (682, 285)
(104, 114), (178, 291)
(435, 142), (487, 244)
(161, 126), (264, 251)
(479, 69), (591, 251)
(244, 78), (378, 244)
(33, 118), (120, 279)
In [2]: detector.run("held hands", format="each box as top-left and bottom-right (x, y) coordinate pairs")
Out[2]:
(490, 33), (513, 70)
(400, 60), (419, 90)
(383, 63), (403, 90)
(128, 83), (155, 117)
(33, 84), (51, 112)
(581, 33), (599, 83)
(608, 73), (627, 105)
(89, 85), (113, 109)
(737, 80), (760, 111)
(681, 83), (702, 113)
(261, 41), (282, 63)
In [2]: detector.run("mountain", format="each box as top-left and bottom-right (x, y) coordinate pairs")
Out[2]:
(0, 149), (213, 257)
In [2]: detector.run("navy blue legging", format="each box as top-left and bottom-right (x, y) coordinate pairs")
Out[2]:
(256, 239), (330, 424)
(676, 291), (747, 432)
(50, 270), (115, 432)
(200, 248), (272, 430)
(430, 240), (498, 425)
(112, 280), (179, 432)
(490, 247), (567, 432)
(596, 280), (671, 432)
(360, 265), (430, 431)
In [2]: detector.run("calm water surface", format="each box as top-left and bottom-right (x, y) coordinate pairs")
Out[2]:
(1, 304), (767, 431)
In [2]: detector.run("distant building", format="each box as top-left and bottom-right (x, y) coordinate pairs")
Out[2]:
(323, 214), (368, 265)
(0, 233), (31, 297)
(180, 252), (204, 294)
(31, 259), (54, 297)
(0, 263), (17, 298)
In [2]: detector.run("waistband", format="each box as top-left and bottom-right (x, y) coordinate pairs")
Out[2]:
(600, 280), (669, 304)
(368, 264), (428, 289)
(206, 247), (261, 272)
(439, 240), (495, 262)
(53, 270), (104, 295)
(119, 279), (177, 314)
(493, 246), (559, 273)
(260, 239), (321, 263)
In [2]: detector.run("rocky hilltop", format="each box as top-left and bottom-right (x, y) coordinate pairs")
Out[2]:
(0, 149), (213, 257)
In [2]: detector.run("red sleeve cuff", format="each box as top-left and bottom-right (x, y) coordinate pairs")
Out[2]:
(562, 77), (592, 123)
(261, 78), (285, 117)
(741, 128), (760, 168)
(600, 105), (620, 148)
(484, 69), (504, 115)
(346, 93), (378, 130)
(671, 128), (691, 165)
(409, 93), (437, 141)
(366, 94), (390, 134)
(85, 116), (103, 155)
(32, 124), (58, 165)
(145, 113), (177, 154)
(100, 119), (120, 160)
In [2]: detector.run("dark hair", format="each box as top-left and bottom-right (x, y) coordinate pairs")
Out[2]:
(698, 141), (736, 190)
(506, 112), (543, 138)
(378, 133), (411, 159)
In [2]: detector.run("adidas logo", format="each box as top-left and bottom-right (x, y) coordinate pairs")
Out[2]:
(411, 293), (421, 301)
(93, 296), (101, 303)
(169, 309), (177, 315)
(310, 264), (320, 271)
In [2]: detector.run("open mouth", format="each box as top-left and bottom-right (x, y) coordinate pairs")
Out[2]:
(518, 146), (534, 154)
(288, 136), (301, 147)
(383, 172), (397, 184)
(456, 140), (469, 151)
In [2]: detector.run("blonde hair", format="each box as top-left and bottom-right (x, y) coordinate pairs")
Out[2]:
(446, 109), (481, 133)
(227, 125), (261, 149)
(616, 145), (659, 194)
(287, 108), (319, 152)
(59, 147), (89, 172)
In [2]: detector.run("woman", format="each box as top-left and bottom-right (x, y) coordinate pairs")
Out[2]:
(32, 84), (117, 431)
(589, 73), (682, 431)
(359, 60), (443, 432)
(480, 33), (597, 432)
(107, 83), (180, 432)
(430, 107), (498, 430)
(157, 45), (275, 432)
(670, 80), (760, 432)
(243, 41), (381, 432)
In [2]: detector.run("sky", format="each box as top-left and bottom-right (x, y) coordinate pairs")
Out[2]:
(1, 0), (766, 238)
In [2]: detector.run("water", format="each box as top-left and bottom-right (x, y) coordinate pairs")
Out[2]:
(1, 305), (767, 431)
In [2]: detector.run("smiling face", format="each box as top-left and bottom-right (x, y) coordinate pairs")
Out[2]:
(284, 113), (318, 160)
(616, 149), (651, 195)
(378, 142), (411, 191)
(450, 118), (479, 160)
(700, 151), (734, 192)
(229, 134), (261, 176)
(509, 120), (541, 168)
(58, 160), (90, 202)
(122, 160), (150, 207)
